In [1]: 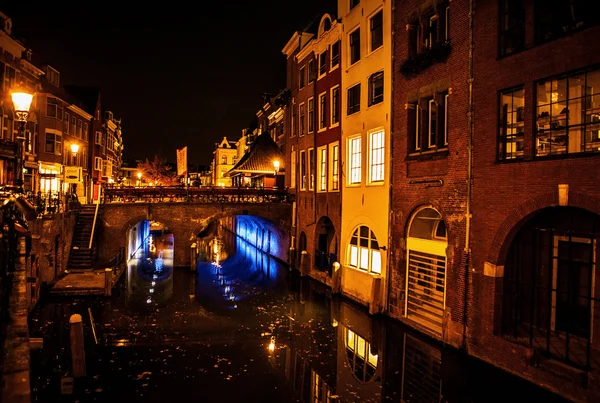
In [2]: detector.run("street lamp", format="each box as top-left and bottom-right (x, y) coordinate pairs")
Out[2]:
(137, 172), (142, 187)
(70, 143), (80, 166)
(11, 88), (34, 188)
(272, 160), (280, 190)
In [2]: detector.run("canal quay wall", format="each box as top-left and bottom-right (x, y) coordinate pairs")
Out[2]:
(98, 203), (292, 268)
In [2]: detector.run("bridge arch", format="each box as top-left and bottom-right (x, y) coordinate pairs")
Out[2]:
(98, 202), (292, 268)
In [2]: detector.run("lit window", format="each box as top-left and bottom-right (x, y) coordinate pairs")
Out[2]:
(369, 130), (384, 182)
(349, 137), (361, 184)
(308, 148), (315, 190)
(331, 144), (339, 191)
(535, 68), (600, 156)
(319, 147), (327, 191)
(290, 150), (296, 188)
(345, 328), (378, 383)
(348, 225), (381, 274)
(300, 150), (306, 190)
(499, 86), (525, 160)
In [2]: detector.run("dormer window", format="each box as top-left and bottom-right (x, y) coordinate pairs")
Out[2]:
(46, 66), (60, 87)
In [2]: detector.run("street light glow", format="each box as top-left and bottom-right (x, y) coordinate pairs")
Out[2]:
(11, 91), (33, 116)
(273, 160), (280, 173)
(70, 143), (80, 155)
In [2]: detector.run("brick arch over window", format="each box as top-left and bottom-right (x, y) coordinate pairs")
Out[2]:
(487, 191), (600, 267)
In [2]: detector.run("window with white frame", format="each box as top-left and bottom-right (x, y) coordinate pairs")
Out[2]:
(95, 131), (102, 145)
(300, 150), (306, 190)
(299, 66), (306, 89)
(368, 72), (384, 106)
(348, 225), (381, 274)
(370, 10), (383, 51)
(46, 97), (63, 119)
(308, 148), (315, 190)
(318, 146), (327, 191)
(349, 136), (361, 184)
(45, 132), (62, 154)
(331, 143), (339, 190)
(299, 103), (306, 136)
(291, 149), (296, 188)
(319, 51), (327, 77)
(347, 84), (361, 115)
(308, 98), (315, 133)
(319, 93), (327, 130)
(369, 130), (385, 182)
(94, 157), (102, 171)
(331, 41), (340, 69)
(331, 86), (340, 125)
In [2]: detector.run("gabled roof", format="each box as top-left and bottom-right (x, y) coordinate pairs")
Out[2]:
(227, 132), (284, 175)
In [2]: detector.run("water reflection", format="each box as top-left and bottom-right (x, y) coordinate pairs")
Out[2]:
(27, 223), (569, 403)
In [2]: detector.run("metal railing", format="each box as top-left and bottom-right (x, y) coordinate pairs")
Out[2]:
(27, 191), (81, 217)
(101, 186), (291, 204)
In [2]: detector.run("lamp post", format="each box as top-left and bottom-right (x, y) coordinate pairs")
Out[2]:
(137, 172), (142, 187)
(11, 88), (34, 188)
(70, 143), (80, 166)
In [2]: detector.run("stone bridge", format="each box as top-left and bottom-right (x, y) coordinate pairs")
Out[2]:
(97, 202), (292, 267)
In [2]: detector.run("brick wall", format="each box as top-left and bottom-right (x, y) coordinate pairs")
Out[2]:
(388, 0), (470, 347)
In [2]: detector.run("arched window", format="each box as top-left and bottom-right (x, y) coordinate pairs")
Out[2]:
(348, 225), (381, 274)
(405, 207), (447, 334)
(345, 328), (378, 382)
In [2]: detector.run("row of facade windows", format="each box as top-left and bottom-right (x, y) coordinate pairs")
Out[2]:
(295, 86), (340, 136)
(499, 66), (600, 160)
(299, 41), (340, 90)
(47, 97), (88, 139)
(499, 0), (600, 57)
(349, 9), (384, 66)
(348, 72), (384, 116)
(292, 142), (340, 192)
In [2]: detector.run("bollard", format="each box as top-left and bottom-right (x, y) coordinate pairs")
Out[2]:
(331, 262), (342, 294)
(104, 268), (112, 296)
(299, 250), (309, 277)
(69, 314), (86, 377)
(190, 243), (197, 271)
(288, 247), (296, 270)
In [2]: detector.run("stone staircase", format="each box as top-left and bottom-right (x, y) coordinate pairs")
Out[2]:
(67, 204), (101, 271)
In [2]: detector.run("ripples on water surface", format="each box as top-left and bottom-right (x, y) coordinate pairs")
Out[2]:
(29, 230), (568, 402)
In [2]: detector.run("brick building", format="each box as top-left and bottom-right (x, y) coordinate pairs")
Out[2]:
(283, 14), (343, 286)
(38, 66), (91, 203)
(388, 0), (465, 346)
(467, 1), (600, 400)
(0, 12), (42, 191)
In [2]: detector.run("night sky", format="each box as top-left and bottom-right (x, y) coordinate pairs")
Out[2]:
(4, 0), (337, 165)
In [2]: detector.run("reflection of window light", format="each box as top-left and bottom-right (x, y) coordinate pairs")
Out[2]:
(357, 337), (366, 359)
(149, 288), (154, 293)
(347, 329), (355, 350)
(146, 298), (152, 304)
(151, 281), (156, 286)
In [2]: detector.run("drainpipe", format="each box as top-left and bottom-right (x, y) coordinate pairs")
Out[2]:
(463, 0), (475, 350)
(386, 0), (396, 314)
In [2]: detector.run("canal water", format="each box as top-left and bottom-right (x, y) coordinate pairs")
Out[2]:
(29, 227), (569, 402)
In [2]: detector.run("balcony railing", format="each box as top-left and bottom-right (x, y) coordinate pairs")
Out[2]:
(102, 186), (291, 204)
